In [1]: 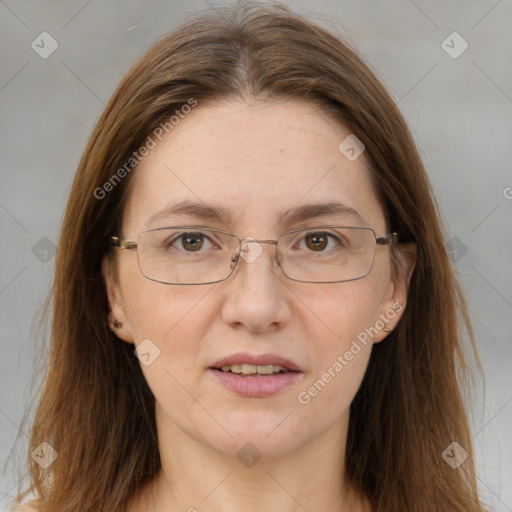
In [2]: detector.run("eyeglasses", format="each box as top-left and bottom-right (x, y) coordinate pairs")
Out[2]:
(111, 226), (399, 285)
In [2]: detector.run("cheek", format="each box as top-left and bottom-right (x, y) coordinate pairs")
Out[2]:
(297, 342), (372, 427)
(120, 278), (219, 413)
(121, 256), (216, 342)
(295, 272), (388, 393)
(123, 284), (220, 438)
(298, 268), (389, 348)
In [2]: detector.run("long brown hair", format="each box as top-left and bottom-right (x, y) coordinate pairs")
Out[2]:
(14, 3), (486, 511)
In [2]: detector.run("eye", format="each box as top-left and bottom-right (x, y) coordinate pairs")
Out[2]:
(299, 231), (343, 252)
(170, 232), (216, 252)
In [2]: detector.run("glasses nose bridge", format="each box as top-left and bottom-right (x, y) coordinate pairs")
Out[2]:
(247, 238), (278, 245)
(237, 237), (278, 248)
(234, 237), (280, 269)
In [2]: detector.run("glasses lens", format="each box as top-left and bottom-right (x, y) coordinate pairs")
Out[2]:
(137, 228), (239, 284)
(277, 227), (376, 283)
(135, 226), (377, 285)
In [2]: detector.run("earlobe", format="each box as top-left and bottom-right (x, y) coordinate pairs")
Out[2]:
(372, 299), (405, 343)
(101, 254), (135, 344)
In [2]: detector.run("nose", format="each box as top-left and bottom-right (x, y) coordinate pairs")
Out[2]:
(220, 238), (291, 332)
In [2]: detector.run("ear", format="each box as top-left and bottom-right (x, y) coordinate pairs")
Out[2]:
(101, 254), (135, 344)
(373, 242), (417, 343)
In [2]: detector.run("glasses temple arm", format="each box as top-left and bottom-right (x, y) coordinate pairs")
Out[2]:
(376, 232), (399, 245)
(111, 237), (137, 250)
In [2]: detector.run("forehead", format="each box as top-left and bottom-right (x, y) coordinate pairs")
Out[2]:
(121, 99), (386, 236)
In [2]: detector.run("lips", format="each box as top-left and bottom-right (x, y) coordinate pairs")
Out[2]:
(210, 353), (301, 372)
(209, 353), (303, 398)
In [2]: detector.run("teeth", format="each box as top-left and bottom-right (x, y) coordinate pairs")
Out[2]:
(220, 364), (287, 375)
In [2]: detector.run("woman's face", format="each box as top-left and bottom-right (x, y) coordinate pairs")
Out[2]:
(104, 98), (408, 459)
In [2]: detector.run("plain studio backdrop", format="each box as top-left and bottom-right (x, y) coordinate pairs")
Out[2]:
(0, 1), (511, 510)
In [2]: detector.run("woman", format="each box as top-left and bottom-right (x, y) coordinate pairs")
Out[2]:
(13, 3), (487, 511)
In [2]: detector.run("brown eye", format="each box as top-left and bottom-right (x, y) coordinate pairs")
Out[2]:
(305, 233), (329, 251)
(181, 233), (205, 252)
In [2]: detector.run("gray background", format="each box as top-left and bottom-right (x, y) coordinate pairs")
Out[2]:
(1, 0), (511, 510)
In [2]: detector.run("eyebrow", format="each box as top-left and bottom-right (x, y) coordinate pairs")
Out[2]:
(145, 199), (365, 228)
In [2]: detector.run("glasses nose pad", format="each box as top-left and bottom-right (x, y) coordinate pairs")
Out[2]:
(238, 238), (264, 264)
(230, 252), (240, 270)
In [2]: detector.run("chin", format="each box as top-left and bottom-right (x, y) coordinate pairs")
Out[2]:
(198, 410), (318, 460)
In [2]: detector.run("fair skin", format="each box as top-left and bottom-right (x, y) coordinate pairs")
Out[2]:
(100, 98), (414, 512)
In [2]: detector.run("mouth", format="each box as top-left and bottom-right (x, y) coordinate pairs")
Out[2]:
(210, 353), (301, 374)
(214, 364), (291, 376)
(209, 353), (303, 397)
